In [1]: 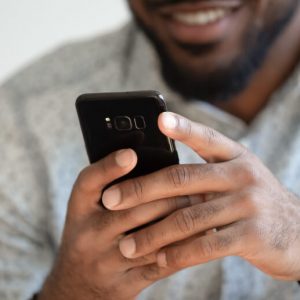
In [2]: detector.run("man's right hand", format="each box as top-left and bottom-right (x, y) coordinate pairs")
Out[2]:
(38, 149), (186, 300)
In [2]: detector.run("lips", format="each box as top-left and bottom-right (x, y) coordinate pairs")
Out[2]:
(157, 0), (243, 13)
(173, 8), (230, 26)
(152, 0), (246, 44)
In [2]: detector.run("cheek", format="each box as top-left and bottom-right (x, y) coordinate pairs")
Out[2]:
(128, 0), (293, 75)
(253, 0), (295, 27)
(163, 7), (256, 70)
(129, 0), (158, 29)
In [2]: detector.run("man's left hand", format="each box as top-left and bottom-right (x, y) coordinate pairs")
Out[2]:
(102, 112), (300, 281)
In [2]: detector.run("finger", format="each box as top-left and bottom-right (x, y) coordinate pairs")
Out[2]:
(103, 246), (158, 272)
(120, 252), (157, 271)
(123, 263), (177, 296)
(157, 223), (245, 269)
(68, 149), (137, 219)
(118, 193), (247, 258)
(96, 195), (194, 238)
(158, 112), (245, 163)
(102, 163), (234, 210)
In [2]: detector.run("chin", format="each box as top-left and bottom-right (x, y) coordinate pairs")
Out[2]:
(130, 0), (298, 102)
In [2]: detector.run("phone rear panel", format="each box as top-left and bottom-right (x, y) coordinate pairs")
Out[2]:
(76, 91), (179, 181)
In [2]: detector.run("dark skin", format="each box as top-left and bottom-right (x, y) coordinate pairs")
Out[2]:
(39, 1), (300, 299)
(217, 4), (300, 122)
(129, 0), (300, 122)
(104, 113), (300, 280)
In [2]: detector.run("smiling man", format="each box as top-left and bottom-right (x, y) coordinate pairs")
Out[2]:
(1, 0), (300, 300)
(130, 0), (300, 115)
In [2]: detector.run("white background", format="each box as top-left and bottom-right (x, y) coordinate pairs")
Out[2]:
(0, 0), (130, 84)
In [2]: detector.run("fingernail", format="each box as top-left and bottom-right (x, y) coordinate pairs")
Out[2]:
(162, 113), (178, 130)
(119, 237), (136, 258)
(115, 149), (134, 167)
(157, 252), (167, 267)
(102, 187), (121, 209)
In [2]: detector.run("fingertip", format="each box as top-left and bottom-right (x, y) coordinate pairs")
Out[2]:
(102, 187), (121, 209)
(159, 112), (178, 132)
(157, 251), (168, 268)
(115, 148), (138, 168)
(119, 236), (136, 258)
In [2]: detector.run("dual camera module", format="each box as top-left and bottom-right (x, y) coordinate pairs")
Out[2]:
(106, 116), (146, 131)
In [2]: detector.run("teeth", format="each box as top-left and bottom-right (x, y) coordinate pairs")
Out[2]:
(173, 9), (229, 26)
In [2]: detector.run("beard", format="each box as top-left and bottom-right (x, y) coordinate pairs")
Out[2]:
(130, 1), (298, 102)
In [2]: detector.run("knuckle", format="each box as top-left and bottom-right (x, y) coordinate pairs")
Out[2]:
(238, 144), (249, 158)
(196, 164), (215, 181)
(142, 229), (156, 249)
(199, 202), (222, 223)
(167, 165), (191, 189)
(139, 265), (161, 282)
(241, 191), (260, 215)
(242, 220), (257, 239)
(199, 239), (215, 257)
(203, 126), (218, 146)
(172, 203), (220, 235)
(167, 248), (191, 268)
(240, 160), (260, 186)
(173, 208), (196, 234)
(166, 197), (179, 211)
(214, 234), (233, 252)
(170, 196), (192, 211)
(75, 168), (90, 193)
(131, 178), (144, 203)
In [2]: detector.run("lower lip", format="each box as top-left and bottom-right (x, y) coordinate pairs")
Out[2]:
(162, 8), (242, 44)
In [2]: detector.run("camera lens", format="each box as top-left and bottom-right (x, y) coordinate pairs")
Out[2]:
(134, 116), (146, 130)
(114, 116), (133, 131)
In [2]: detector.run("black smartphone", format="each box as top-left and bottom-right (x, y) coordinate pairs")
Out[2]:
(76, 91), (179, 185)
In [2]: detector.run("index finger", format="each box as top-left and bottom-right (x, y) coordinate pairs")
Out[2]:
(159, 112), (245, 163)
(102, 163), (234, 210)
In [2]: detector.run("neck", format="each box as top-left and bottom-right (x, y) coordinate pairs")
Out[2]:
(215, 7), (300, 124)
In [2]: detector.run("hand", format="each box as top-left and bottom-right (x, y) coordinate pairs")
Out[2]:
(38, 149), (189, 300)
(102, 112), (300, 281)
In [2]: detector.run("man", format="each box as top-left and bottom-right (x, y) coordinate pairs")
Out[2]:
(1, 0), (300, 299)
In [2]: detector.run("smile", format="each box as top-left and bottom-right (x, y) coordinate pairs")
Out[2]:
(157, 1), (247, 45)
(173, 8), (231, 26)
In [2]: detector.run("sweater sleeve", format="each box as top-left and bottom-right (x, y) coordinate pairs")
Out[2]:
(0, 88), (54, 300)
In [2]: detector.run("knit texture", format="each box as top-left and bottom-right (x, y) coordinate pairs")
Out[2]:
(0, 22), (300, 300)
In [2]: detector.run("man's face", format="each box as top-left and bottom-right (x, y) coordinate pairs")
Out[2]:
(128, 0), (299, 102)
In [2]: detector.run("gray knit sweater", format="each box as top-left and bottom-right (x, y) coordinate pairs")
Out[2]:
(1, 22), (300, 300)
